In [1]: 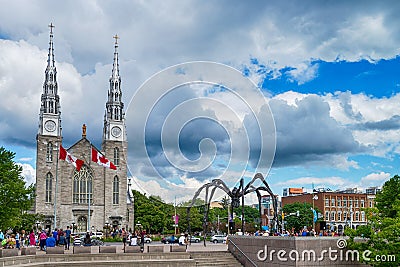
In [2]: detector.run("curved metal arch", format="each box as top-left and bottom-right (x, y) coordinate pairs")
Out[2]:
(187, 179), (232, 209)
(187, 173), (279, 245)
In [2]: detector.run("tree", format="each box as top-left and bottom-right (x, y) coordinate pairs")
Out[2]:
(375, 175), (400, 218)
(345, 175), (400, 267)
(282, 202), (319, 232)
(0, 147), (35, 230)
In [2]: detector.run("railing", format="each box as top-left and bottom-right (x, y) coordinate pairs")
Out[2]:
(228, 237), (257, 267)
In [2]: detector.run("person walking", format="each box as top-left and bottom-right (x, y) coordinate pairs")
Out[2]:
(29, 230), (36, 247)
(121, 227), (128, 249)
(64, 226), (71, 250)
(39, 231), (47, 251)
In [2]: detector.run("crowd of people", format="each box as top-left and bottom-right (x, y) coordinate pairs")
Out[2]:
(0, 226), (72, 251)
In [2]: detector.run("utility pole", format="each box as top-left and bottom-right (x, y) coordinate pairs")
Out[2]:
(227, 202), (231, 235)
(217, 215), (220, 233)
(174, 196), (177, 235)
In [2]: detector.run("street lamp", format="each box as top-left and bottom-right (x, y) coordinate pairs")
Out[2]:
(71, 221), (75, 234)
(105, 221), (109, 238)
(35, 221), (40, 232)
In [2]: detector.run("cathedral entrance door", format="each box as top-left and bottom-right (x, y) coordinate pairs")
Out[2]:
(78, 216), (87, 232)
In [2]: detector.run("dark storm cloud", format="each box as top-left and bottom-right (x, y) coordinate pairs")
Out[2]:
(269, 95), (361, 167)
(353, 115), (400, 131)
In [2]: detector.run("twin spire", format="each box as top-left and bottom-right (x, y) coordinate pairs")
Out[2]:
(106, 34), (124, 122)
(40, 23), (60, 115)
(39, 23), (125, 140)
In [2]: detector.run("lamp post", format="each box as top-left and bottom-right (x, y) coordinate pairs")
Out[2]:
(105, 221), (109, 238)
(71, 221), (75, 234)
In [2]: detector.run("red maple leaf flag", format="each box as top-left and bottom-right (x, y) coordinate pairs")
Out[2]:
(91, 147), (117, 170)
(59, 145), (84, 171)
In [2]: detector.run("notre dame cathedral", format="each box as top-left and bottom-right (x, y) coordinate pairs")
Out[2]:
(35, 24), (132, 233)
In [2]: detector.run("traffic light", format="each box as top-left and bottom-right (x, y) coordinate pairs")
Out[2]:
(229, 221), (235, 231)
(296, 210), (300, 217)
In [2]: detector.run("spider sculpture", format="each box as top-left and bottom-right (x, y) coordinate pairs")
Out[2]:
(186, 173), (279, 244)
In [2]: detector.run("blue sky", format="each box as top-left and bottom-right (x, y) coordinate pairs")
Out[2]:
(1, 1), (400, 203)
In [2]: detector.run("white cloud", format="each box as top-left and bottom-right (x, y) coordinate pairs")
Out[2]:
(1, 1), (400, 199)
(287, 62), (319, 85)
(360, 172), (391, 188)
(18, 163), (36, 186)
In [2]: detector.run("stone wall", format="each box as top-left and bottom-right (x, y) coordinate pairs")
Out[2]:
(228, 236), (370, 267)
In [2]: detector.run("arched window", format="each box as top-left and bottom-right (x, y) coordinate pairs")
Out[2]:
(73, 165), (93, 204)
(325, 211), (329, 221)
(77, 216), (87, 232)
(361, 211), (365, 221)
(114, 147), (120, 166)
(46, 142), (53, 162)
(45, 172), (52, 203)
(113, 176), (119, 205)
(337, 211), (342, 221)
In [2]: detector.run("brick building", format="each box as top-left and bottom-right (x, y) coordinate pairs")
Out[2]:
(282, 188), (377, 234)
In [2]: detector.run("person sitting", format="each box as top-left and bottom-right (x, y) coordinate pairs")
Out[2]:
(58, 232), (66, 247)
(45, 233), (56, 249)
(83, 233), (91, 246)
(6, 235), (16, 249)
(178, 234), (186, 246)
(130, 234), (137, 246)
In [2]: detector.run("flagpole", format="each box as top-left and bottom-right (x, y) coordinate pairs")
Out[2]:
(54, 143), (60, 230)
(88, 186), (91, 233)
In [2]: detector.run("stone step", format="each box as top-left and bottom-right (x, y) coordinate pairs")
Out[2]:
(1, 251), (242, 267)
(13, 259), (195, 267)
(0, 253), (192, 267)
(196, 263), (242, 267)
(190, 251), (243, 267)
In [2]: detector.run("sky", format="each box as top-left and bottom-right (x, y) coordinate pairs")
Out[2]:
(1, 0), (400, 204)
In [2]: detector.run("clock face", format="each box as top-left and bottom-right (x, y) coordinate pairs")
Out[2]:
(44, 120), (56, 132)
(111, 126), (122, 137)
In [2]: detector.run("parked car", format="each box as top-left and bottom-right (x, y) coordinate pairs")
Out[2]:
(161, 235), (179, 244)
(210, 234), (227, 244)
(128, 235), (152, 244)
(91, 232), (104, 239)
(73, 234), (104, 246)
(144, 236), (152, 243)
(189, 236), (201, 243)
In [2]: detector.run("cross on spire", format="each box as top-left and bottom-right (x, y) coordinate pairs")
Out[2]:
(113, 34), (119, 45)
(48, 23), (55, 34)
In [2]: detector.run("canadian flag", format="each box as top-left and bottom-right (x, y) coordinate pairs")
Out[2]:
(59, 145), (84, 171)
(91, 147), (117, 170)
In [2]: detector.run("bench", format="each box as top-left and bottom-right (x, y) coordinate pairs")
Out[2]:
(0, 249), (19, 257)
(21, 247), (37, 255)
(170, 245), (187, 252)
(46, 246), (65, 254)
(73, 246), (92, 254)
(147, 245), (164, 253)
(124, 246), (142, 253)
(99, 246), (116, 253)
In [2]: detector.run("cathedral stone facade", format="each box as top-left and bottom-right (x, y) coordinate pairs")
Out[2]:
(35, 24), (132, 233)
